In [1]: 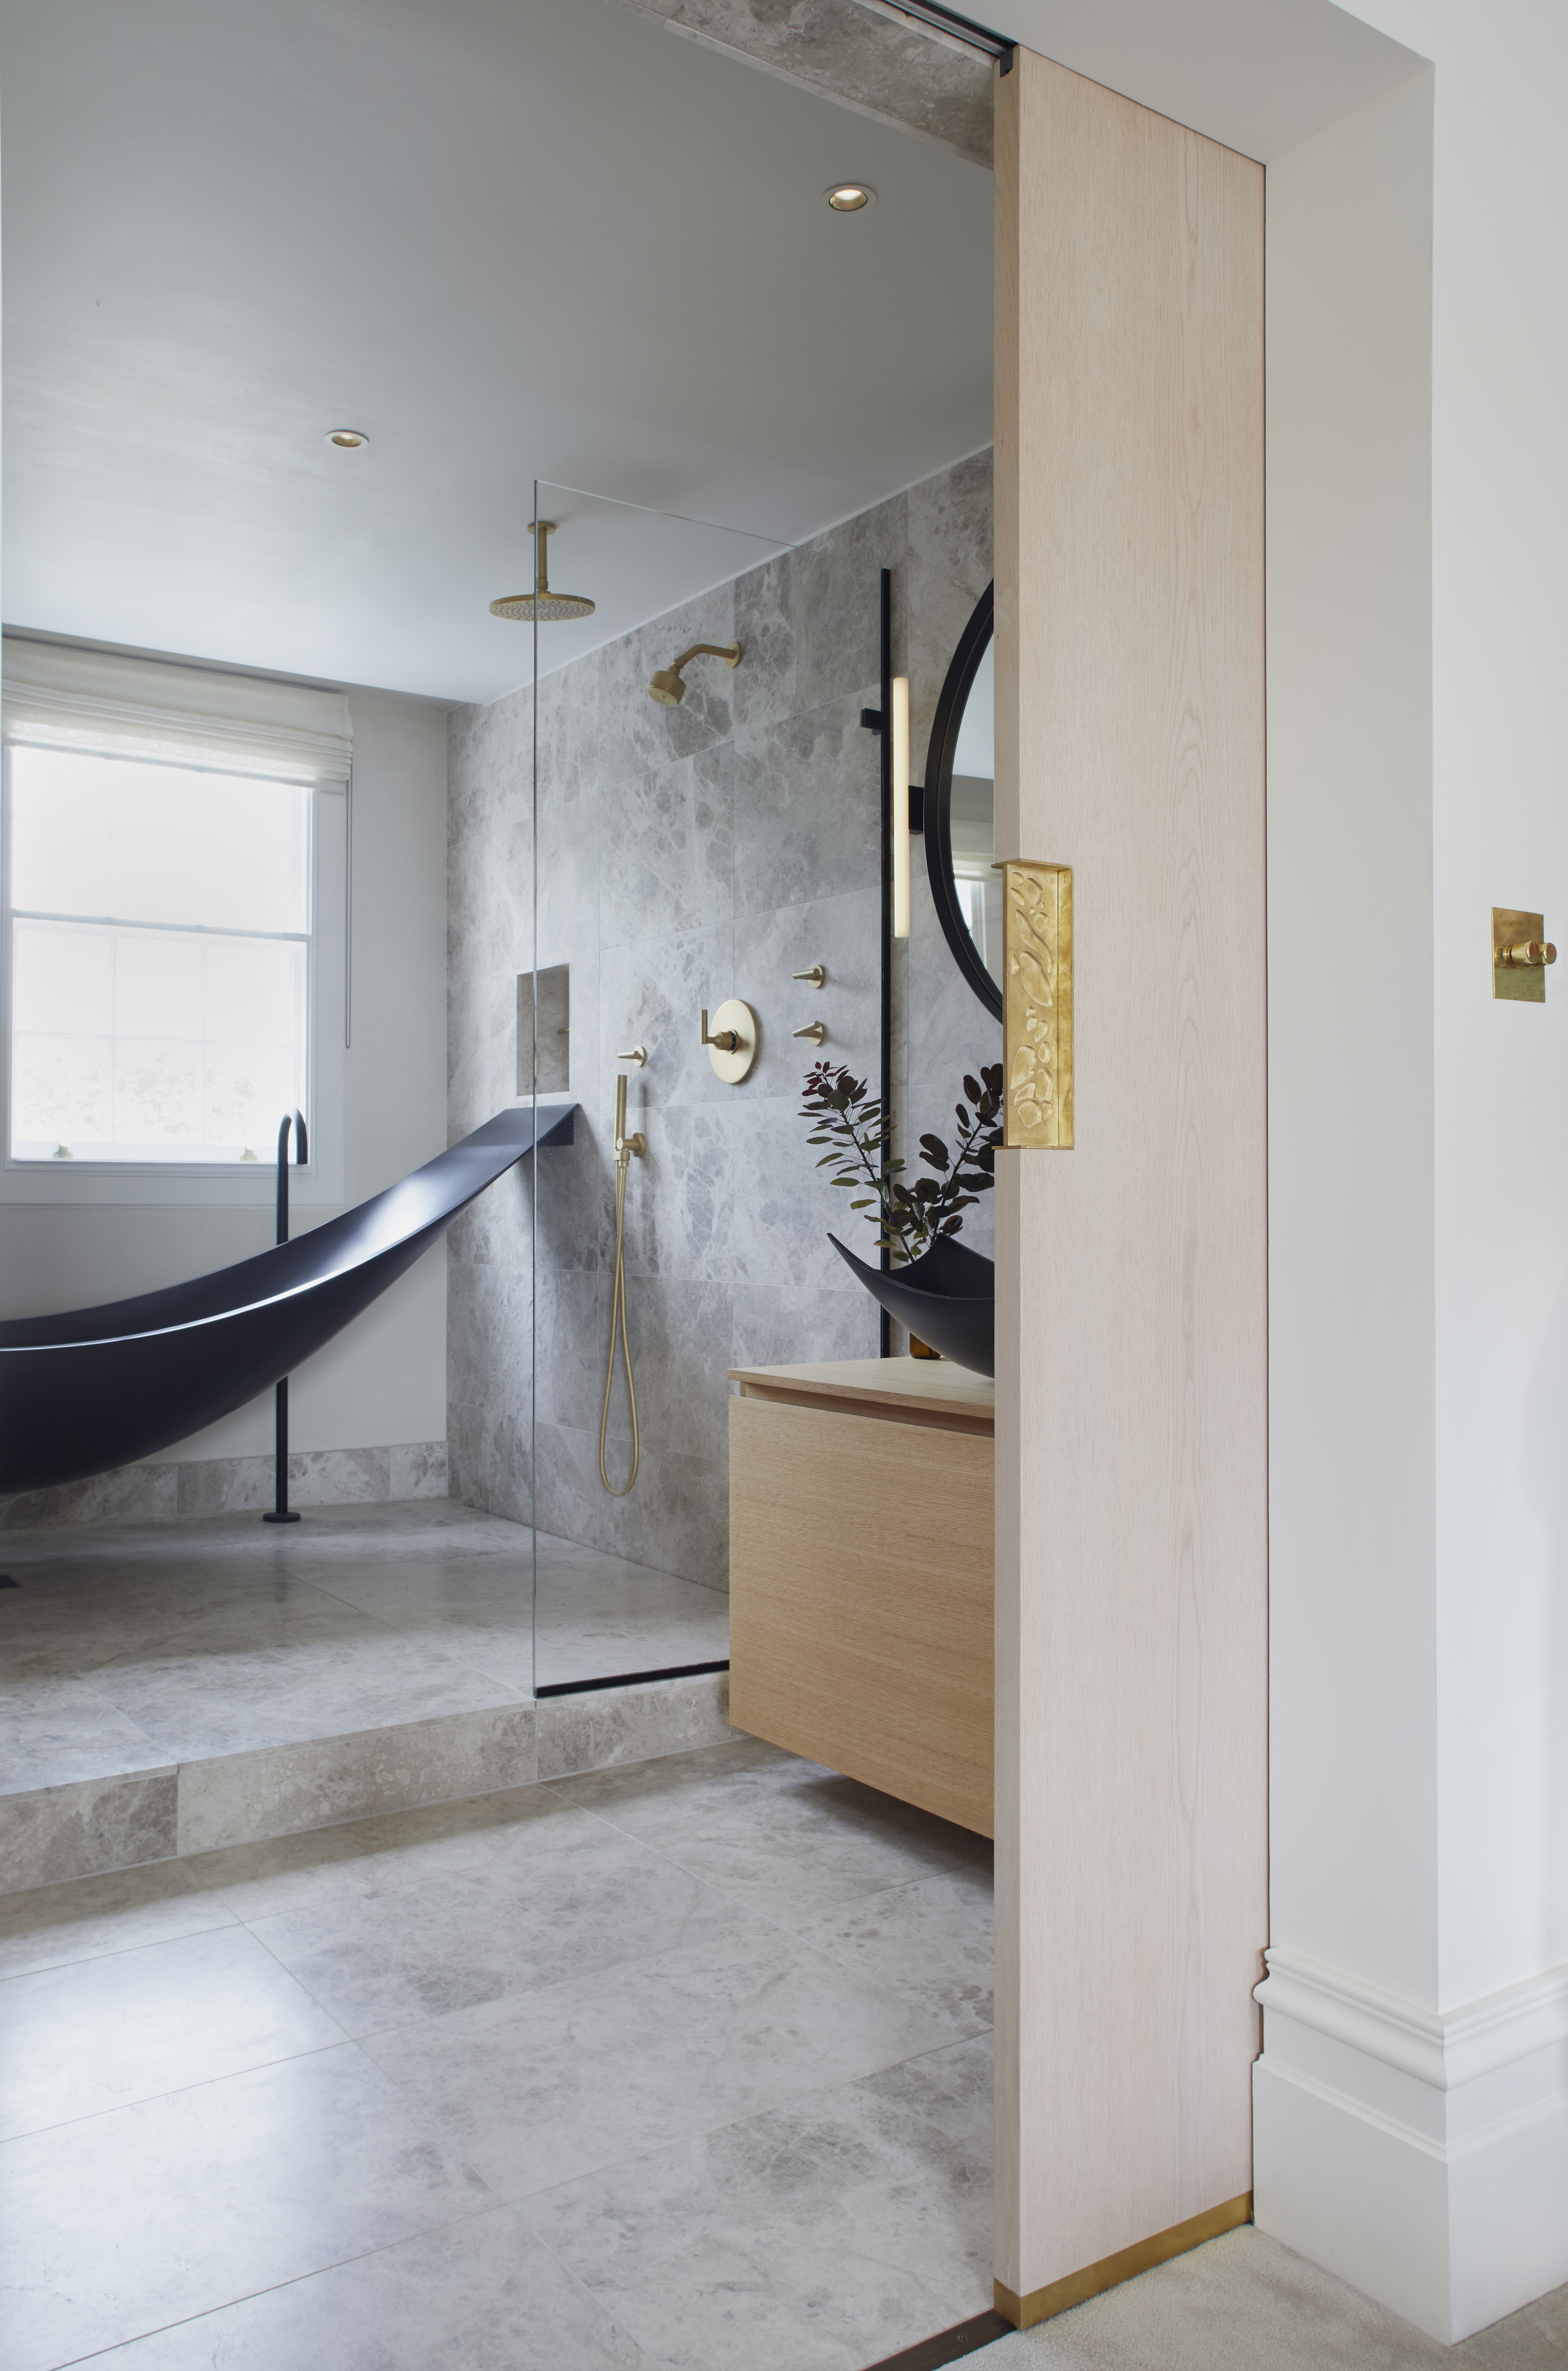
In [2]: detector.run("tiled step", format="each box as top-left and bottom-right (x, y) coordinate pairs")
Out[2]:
(0, 1674), (735, 1894)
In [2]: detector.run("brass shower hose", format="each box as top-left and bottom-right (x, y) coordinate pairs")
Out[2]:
(599, 1075), (644, 1497)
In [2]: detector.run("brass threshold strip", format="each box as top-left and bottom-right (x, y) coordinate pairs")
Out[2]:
(995, 2192), (1254, 2331)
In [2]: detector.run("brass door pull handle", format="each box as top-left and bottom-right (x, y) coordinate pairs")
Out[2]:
(699, 1010), (739, 1053)
(792, 1020), (826, 1046)
(792, 965), (826, 988)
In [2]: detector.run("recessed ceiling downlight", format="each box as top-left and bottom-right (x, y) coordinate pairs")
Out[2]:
(325, 428), (370, 449)
(826, 184), (873, 212)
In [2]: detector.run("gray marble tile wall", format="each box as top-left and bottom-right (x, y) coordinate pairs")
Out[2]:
(0, 1444), (450, 1532)
(447, 451), (999, 1592)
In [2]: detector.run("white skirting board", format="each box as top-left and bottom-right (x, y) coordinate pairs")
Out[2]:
(1253, 1948), (1568, 2343)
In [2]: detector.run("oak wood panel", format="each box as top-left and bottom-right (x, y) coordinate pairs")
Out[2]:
(729, 1357), (995, 1429)
(729, 1395), (994, 1837)
(994, 48), (1267, 2306)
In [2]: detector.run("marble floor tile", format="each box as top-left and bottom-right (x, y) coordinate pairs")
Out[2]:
(0, 1923), (346, 2139)
(0, 1673), (170, 1793)
(521, 2033), (995, 2371)
(552, 1738), (990, 1918)
(182, 1780), (619, 1921)
(534, 1556), (729, 1687)
(0, 2043), (494, 2371)
(790, 1866), (995, 2036)
(85, 2206), (654, 2371)
(537, 1672), (736, 1780)
(362, 1920), (972, 2201)
(2, 1506), (729, 1805)
(0, 1766), (179, 1893)
(172, 1702), (538, 1856)
(245, 1831), (758, 2037)
(0, 1858), (233, 1982)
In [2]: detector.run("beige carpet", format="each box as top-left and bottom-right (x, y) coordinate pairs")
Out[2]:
(975, 2230), (1568, 2369)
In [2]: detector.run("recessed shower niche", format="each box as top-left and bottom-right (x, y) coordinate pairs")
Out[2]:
(518, 961), (570, 1093)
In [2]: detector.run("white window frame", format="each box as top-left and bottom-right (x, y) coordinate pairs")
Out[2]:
(0, 743), (349, 1212)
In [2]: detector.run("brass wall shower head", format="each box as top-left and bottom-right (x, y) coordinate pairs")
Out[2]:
(647, 641), (742, 705)
(490, 523), (596, 623)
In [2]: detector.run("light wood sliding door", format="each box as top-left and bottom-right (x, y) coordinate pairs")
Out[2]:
(992, 49), (1267, 2325)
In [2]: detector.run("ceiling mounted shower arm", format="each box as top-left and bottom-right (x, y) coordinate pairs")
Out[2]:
(488, 521), (596, 623)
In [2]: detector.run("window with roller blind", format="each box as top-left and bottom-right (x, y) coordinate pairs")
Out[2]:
(0, 641), (351, 1199)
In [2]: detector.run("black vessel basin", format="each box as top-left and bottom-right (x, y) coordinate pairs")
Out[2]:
(828, 1232), (995, 1378)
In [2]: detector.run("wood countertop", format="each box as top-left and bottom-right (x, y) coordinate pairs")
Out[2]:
(728, 1356), (995, 1435)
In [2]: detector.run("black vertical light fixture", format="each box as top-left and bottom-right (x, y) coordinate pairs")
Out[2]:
(861, 570), (895, 1356)
(262, 1109), (307, 1524)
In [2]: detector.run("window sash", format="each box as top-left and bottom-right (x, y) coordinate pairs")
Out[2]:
(0, 734), (342, 1189)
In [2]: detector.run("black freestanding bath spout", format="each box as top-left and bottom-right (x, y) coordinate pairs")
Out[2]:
(262, 1109), (308, 1525)
(0, 1102), (576, 1499)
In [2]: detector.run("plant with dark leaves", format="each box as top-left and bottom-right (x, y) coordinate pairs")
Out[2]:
(798, 1061), (1004, 1263)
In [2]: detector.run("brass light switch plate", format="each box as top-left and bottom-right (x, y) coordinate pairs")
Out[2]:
(1493, 908), (1556, 1003)
(997, 860), (1073, 1148)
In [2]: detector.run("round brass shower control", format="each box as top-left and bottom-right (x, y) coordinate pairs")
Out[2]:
(701, 1000), (758, 1084)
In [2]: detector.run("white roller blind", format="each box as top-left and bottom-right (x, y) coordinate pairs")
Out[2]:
(1, 639), (353, 785)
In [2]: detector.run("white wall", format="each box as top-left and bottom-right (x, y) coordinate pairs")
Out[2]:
(1256, 0), (1568, 2341)
(1264, 62), (1438, 2012)
(0, 682), (451, 1459)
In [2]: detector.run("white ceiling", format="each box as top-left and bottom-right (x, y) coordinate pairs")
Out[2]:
(0, 0), (993, 702)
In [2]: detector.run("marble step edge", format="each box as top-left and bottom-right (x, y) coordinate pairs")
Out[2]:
(0, 1675), (736, 1896)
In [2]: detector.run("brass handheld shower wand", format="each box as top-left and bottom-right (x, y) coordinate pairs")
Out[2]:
(600, 1073), (645, 1497)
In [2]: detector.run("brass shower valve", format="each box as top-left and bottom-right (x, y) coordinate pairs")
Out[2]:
(700, 1000), (758, 1083)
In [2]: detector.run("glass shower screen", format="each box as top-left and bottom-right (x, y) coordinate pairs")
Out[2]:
(523, 481), (793, 1697)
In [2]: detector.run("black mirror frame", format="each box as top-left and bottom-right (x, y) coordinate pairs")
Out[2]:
(922, 579), (1000, 1021)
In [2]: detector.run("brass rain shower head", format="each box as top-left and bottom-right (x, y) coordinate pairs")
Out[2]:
(647, 642), (742, 706)
(490, 523), (596, 623)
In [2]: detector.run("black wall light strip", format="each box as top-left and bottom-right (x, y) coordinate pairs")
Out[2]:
(880, 0), (1015, 68)
(860, 2308), (1016, 2371)
(535, 1659), (730, 1699)
(878, 565), (893, 1359)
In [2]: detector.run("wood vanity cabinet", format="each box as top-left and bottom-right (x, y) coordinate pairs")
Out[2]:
(727, 1358), (994, 1838)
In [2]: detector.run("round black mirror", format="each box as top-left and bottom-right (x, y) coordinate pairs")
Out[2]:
(923, 582), (1000, 1020)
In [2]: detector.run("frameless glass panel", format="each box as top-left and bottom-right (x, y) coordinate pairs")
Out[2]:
(523, 480), (794, 1696)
